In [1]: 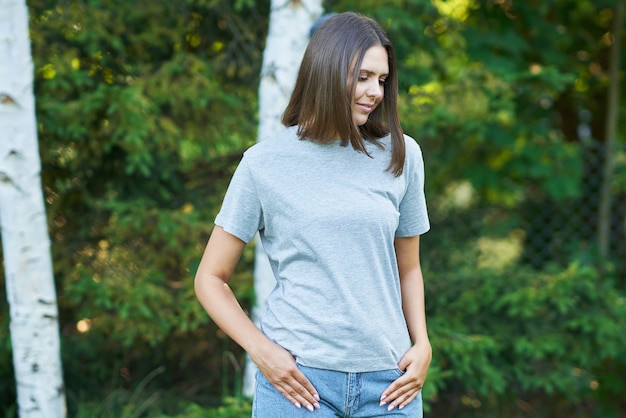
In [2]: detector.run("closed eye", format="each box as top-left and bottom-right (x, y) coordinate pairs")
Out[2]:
(358, 76), (387, 85)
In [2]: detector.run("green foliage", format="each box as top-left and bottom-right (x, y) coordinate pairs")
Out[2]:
(329, 0), (618, 207)
(2, 0), (266, 414)
(425, 262), (626, 417)
(0, 0), (624, 417)
(72, 367), (165, 418)
(69, 366), (251, 418)
(325, 0), (626, 415)
(74, 393), (251, 418)
(0, 284), (16, 416)
(153, 397), (252, 418)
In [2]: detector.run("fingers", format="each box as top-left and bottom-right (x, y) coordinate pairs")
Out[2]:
(380, 386), (420, 411)
(268, 367), (320, 412)
(252, 341), (320, 411)
(380, 343), (431, 410)
(380, 373), (423, 411)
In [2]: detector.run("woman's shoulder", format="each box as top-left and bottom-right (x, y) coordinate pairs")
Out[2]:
(403, 133), (424, 158)
(243, 126), (300, 159)
(401, 134), (426, 176)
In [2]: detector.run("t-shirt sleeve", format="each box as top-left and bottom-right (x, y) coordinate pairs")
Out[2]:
(214, 155), (264, 243)
(396, 139), (430, 237)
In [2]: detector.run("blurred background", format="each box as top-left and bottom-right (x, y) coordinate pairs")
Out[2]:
(1, 0), (625, 417)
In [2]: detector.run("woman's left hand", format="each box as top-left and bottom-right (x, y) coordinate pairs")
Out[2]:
(379, 341), (432, 411)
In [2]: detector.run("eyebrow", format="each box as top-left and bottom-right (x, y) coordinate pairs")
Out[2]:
(359, 70), (389, 79)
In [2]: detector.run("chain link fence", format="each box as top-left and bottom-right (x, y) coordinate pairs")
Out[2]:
(424, 141), (626, 277)
(521, 142), (624, 269)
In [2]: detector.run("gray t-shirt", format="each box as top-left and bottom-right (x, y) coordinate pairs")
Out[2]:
(215, 126), (430, 372)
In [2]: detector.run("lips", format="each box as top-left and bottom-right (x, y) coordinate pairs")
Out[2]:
(357, 103), (375, 113)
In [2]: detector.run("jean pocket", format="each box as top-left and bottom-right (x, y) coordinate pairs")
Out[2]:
(393, 368), (406, 377)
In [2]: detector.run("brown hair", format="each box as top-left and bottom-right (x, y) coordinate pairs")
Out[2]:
(281, 12), (405, 176)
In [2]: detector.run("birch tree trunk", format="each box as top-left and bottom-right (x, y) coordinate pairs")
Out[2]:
(0, 0), (66, 416)
(243, 0), (323, 396)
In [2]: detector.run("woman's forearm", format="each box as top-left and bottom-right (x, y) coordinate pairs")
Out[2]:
(395, 235), (430, 346)
(400, 267), (430, 346)
(193, 226), (270, 354)
(194, 272), (268, 353)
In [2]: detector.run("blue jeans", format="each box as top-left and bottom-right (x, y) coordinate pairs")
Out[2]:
(252, 363), (423, 417)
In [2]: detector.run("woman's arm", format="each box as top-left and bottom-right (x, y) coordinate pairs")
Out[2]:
(380, 235), (432, 411)
(194, 226), (320, 411)
(396, 235), (430, 348)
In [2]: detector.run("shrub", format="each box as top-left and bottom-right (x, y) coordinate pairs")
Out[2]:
(425, 262), (626, 417)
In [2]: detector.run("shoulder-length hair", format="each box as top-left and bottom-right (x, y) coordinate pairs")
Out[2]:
(282, 12), (405, 176)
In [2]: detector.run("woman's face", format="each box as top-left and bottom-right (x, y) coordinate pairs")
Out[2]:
(351, 45), (389, 126)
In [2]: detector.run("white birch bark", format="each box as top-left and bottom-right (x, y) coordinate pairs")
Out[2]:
(0, 0), (66, 416)
(243, 0), (323, 397)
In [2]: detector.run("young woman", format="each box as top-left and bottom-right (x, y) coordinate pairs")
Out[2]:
(195, 12), (431, 417)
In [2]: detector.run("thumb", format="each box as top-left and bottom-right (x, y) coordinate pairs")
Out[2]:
(397, 353), (412, 372)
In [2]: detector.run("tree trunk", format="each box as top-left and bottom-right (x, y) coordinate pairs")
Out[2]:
(243, 0), (323, 397)
(0, 0), (67, 416)
(597, 0), (623, 262)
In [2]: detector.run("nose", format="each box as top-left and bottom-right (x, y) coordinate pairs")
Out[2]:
(366, 81), (383, 99)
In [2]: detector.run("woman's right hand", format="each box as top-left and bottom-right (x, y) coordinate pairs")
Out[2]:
(250, 340), (321, 412)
